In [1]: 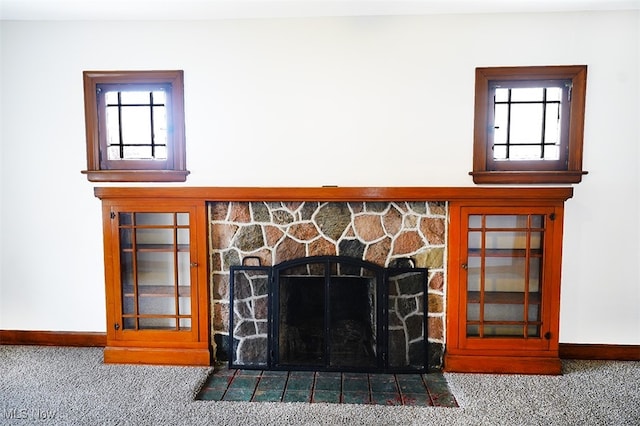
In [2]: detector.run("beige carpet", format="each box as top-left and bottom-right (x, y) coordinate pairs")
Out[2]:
(1, 345), (638, 425)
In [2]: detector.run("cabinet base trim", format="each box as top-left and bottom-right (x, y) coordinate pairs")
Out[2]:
(0, 330), (106, 347)
(444, 354), (562, 375)
(104, 346), (211, 366)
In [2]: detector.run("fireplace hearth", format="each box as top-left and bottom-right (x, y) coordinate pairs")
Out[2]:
(229, 256), (428, 373)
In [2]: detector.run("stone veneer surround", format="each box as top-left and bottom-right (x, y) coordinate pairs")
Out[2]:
(209, 201), (447, 370)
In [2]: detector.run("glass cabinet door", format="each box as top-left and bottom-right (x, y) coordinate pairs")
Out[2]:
(117, 211), (192, 332)
(465, 213), (545, 340)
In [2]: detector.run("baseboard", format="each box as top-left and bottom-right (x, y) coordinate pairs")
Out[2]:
(0, 330), (106, 347)
(559, 343), (640, 361)
(2, 331), (638, 362)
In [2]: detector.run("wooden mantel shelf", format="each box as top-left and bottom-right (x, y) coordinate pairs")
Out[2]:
(94, 186), (573, 202)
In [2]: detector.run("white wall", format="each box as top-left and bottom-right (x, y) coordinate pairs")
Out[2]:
(1, 11), (638, 343)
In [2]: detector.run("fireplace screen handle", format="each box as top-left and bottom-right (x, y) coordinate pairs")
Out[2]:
(242, 256), (262, 267)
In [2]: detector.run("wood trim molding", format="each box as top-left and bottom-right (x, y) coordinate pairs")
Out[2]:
(94, 186), (574, 202)
(0, 330), (106, 347)
(559, 343), (640, 361)
(3, 331), (637, 362)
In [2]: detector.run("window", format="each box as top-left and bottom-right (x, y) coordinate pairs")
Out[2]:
(82, 70), (189, 182)
(471, 66), (587, 184)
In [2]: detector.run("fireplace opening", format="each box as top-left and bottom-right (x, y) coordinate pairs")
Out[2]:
(277, 274), (377, 369)
(229, 256), (428, 373)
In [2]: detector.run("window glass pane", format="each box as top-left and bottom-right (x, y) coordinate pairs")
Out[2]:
(103, 90), (168, 161)
(546, 87), (563, 101)
(545, 103), (561, 144)
(123, 146), (152, 159)
(493, 103), (508, 147)
(544, 145), (560, 161)
(153, 146), (168, 160)
(509, 145), (543, 160)
(494, 88), (509, 102)
(493, 145), (507, 160)
(152, 90), (166, 104)
(153, 106), (168, 144)
(105, 106), (121, 147)
(511, 87), (543, 102)
(490, 85), (567, 163)
(120, 106), (152, 144)
(120, 91), (151, 104)
(510, 103), (543, 145)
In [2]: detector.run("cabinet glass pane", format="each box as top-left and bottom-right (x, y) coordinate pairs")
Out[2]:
(117, 211), (193, 332)
(466, 257), (481, 292)
(137, 252), (175, 286)
(136, 228), (173, 246)
(139, 296), (176, 315)
(177, 228), (189, 246)
(465, 212), (545, 339)
(483, 257), (526, 292)
(177, 213), (189, 226)
(468, 231), (482, 250)
(135, 212), (174, 226)
(177, 252), (191, 286)
(139, 317), (176, 329)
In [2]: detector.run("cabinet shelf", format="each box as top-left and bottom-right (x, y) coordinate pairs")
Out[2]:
(121, 244), (189, 253)
(468, 248), (542, 257)
(123, 285), (190, 297)
(467, 291), (540, 305)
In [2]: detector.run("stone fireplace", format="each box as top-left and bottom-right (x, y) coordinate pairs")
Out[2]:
(209, 201), (447, 371)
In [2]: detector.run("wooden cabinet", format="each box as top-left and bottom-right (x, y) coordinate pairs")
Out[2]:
(99, 198), (210, 366)
(445, 199), (567, 374)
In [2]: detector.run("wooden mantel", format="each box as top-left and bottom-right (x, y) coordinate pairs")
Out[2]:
(94, 186), (574, 202)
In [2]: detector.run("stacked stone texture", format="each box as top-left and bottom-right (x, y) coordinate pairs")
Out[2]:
(209, 201), (447, 369)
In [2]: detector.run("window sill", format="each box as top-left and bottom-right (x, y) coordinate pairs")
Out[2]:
(82, 170), (190, 182)
(469, 170), (588, 184)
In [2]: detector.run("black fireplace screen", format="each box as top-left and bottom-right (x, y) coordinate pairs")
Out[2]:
(229, 256), (428, 373)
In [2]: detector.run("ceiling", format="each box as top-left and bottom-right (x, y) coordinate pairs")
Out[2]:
(1, 0), (638, 21)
